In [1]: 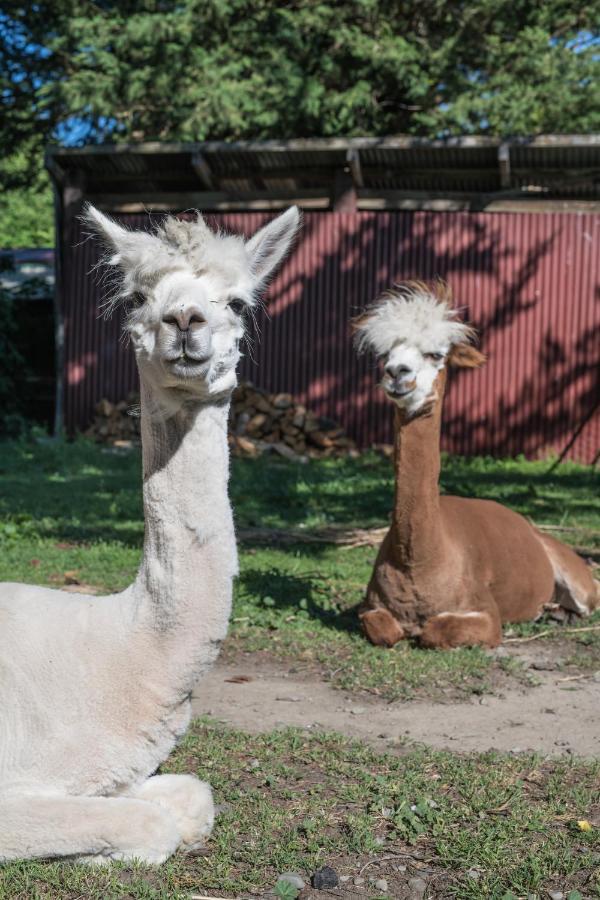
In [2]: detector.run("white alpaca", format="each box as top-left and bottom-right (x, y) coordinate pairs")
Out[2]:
(0, 205), (299, 864)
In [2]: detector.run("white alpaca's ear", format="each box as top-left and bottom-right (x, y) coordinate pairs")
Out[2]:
(246, 206), (301, 287)
(83, 204), (129, 251)
(83, 203), (164, 271)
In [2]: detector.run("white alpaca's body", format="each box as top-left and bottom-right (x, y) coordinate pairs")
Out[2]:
(0, 205), (299, 864)
(0, 408), (232, 801)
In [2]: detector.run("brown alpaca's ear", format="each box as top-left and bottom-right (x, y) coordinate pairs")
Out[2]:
(448, 343), (486, 368)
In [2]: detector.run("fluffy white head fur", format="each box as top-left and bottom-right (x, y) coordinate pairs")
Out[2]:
(354, 282), (477, 416)
(84, 204), (300, 412)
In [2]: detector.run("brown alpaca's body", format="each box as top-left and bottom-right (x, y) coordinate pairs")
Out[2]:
(365, 496), (558, 646)
(360, 376), (598, 649)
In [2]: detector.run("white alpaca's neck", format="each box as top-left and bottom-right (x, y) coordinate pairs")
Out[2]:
(132, 382), (236, 687)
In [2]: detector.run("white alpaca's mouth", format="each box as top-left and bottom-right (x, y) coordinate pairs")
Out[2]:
(166, 354), (212, 379)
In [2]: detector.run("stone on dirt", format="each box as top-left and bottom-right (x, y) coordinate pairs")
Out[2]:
(408, 876), (427, 898)
(277, 872), (305, 891)
(311, 865), (339, 889)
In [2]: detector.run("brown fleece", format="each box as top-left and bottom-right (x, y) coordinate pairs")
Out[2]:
(360, 368), (598, 649)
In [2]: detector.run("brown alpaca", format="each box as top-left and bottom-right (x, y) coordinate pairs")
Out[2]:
(353, 282), (598, 649)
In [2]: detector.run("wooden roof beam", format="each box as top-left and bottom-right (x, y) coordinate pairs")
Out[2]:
(85, 190), (332, 212)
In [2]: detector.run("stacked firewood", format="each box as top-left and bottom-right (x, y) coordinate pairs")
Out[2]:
(229, 382), (357, 459)
(84, 382), (358, 459)
(84, 393), (140, 445)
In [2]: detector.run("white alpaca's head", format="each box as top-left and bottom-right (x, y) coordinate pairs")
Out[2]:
(85, 205), (300, 409)
(354, 281), (484, 417)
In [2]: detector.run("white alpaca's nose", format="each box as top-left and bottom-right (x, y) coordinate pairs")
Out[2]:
(162, 306), (206, 332)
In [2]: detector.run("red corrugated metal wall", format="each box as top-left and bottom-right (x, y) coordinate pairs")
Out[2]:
(63, 210), (599, 461)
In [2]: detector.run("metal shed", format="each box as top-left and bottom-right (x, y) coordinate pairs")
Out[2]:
(46, 136), (600, 461)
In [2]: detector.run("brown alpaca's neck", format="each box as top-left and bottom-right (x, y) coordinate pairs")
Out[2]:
(390, 372), (446, 567)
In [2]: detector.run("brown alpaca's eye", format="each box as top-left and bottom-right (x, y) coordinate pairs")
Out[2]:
(228, 298), (245, 316)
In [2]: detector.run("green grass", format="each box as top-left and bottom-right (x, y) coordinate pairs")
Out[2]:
(0, 438), (598, 700)
(0, 720), (598, 899)
(1, 440), (599, 897)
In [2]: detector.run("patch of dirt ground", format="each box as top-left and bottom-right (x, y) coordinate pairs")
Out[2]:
(193, 647), (600, 757)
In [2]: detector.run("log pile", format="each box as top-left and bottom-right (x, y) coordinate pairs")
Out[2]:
(229, 382), (357, 459)
(84, 393), (140, 446)
(84, 382), (358, 460)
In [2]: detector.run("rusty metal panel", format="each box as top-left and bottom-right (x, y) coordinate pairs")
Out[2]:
(62, 209), (599, 462)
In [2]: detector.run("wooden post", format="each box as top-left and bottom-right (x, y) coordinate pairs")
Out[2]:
(498, 143), (511, 189)
(332, 169), (357, 212)
(49, 164), (85, 437)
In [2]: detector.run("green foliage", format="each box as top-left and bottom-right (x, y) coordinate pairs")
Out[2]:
(0, 152), (54, 248)
(0, 277), (29, 435)
(2, 1), (598, 244)
(2, 2), (599, 158)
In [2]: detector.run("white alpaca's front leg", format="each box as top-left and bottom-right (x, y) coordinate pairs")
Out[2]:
(0, 795), (182, 865)
(124, 774), (215, 851)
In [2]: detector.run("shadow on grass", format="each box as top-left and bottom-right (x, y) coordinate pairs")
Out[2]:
(0, 439), (143, 546)
(237, 566), (363, 637)
(0, 438), (597, 549)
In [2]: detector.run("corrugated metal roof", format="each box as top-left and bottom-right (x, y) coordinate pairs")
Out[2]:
(46, 136), (600, 204)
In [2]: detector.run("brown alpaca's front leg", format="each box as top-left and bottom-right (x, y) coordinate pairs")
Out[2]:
(420, 607), (502, 649)
(359, 608), (406, 647)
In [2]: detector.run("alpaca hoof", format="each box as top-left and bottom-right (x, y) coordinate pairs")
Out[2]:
(420, 611), (501, 649)
(172, 777), (215, 851)
(129, 774), (215, 851)
(359, 608), (405, 647)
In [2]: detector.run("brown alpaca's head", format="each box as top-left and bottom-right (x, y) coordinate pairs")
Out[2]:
(353, 281), (485, 416)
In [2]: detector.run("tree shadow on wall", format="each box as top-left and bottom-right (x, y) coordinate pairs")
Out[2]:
(69, 209), (598, 462)
(444, 322), (600, 458)
(244, 210), (598, 461)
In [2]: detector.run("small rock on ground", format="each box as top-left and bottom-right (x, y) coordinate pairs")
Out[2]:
(311, 866), (339, 890)
(408, 876), (427, 898)
(277, 872), (305, 891)
(373, 877), (388, 892)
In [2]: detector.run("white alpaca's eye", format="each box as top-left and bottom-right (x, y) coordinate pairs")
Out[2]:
(129, 292), (145, 307)
(228, 298), (245, 316)
(426, 352), (444, 362)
